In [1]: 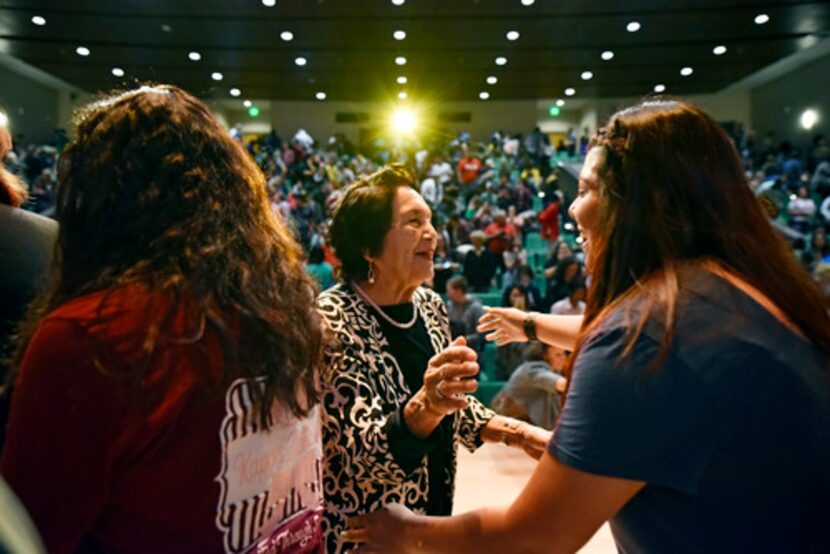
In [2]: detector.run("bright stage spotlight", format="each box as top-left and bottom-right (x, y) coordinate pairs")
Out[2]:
(389, 106), (418, 135)
(0, 111), (8, 128)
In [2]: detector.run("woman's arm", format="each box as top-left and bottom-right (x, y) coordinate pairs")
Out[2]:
(477, 307), (583, 350)
(347, 452), (644, 553)
(478, 415), (551, 459)
(1, 319), (127, 553)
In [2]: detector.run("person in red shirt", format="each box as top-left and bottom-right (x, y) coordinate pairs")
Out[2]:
(484, 211), (519, 258)
(456, 144), (482, 187)
(1, 85), (325, 554)
(538, 194), (561, 246)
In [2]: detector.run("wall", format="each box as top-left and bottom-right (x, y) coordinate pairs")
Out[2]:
(750, 53), (830, 143)
(213, 89), (753, 148)
(57, 89), (94, 133)
(0, 63), (60, 143)
(215, 99), (547, 145)
(0, 53), (88, 143)
(586, 88), (752, 131)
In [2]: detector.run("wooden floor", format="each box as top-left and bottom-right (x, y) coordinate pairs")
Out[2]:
(454, 442), (616, 553)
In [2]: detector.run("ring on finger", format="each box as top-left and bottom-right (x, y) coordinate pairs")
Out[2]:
(434, 382), (447, 400)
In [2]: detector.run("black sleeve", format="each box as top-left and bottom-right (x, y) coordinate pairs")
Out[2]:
(385, 404), (450, 474)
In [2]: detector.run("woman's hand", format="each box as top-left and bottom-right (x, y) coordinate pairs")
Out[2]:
(477, 307), (529, 346)
(423, 336), (480, 413)
(481, 416), (553, 460)
(517, 423), (553, 459)
(404, 336), (479, 438)
(344, 503), (419, 554)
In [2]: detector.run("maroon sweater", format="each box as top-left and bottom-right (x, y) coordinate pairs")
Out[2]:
(1, 288), (323, 553)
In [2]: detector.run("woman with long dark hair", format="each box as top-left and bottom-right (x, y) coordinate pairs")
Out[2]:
(347, 100), (830, 553)
(1, 86), (325, 553)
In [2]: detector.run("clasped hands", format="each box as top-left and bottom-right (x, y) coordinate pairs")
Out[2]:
(403, 336), (479, 437)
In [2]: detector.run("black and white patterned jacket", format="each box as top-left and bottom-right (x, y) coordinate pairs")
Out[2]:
(317, 283), (495, 553)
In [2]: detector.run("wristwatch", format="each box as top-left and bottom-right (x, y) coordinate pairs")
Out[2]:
(523, 311), (538, 342)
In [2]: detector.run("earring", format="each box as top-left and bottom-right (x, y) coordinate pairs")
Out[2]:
(367, 262), (375, 284)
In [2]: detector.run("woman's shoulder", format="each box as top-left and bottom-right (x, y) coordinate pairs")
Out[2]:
(414, 286), (446, 313)
(46, 285), (166, 329)
(317, 282), (359, 307)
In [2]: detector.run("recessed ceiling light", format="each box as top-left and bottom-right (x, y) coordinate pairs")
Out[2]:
(262, 0), (276, 6)
(398, 91), (408, 99)
(601, 50), (614, 61)
(581, 71), (593, 80)
(161, 24), (172, 33)
(556, 99), (565, 107)
(393, 30), (406, 40)
(487, 76), (498, 85)
(243, 100), (252, 108)
(521, 0), (535, 5)
(626, 21), (641, 32)
(316, 92), (326, 101)
(111, 67), (124, 77)
(754, 13), (770, 25)
(280, 31), (294, 41)
(211, 72), (223, 81)
(397, 76), (407, 84)
(295, 56), (307, 66)
(506, 30), (520, 41)
(680, 66), (693, 76)
(395, 56), (407, 65)
(495, 56), (507, 66)
(188, 51), (201, 61)
(713, 45), (727, 55)
(76, 46), (90, 57)
(31, 16), (46, 26)
(230, 88), (241, 97)
(564, 87), (576, 96)
(480, 91), (490, 100)
(391, 0), (405, 5)
(654, 84), (666, 93)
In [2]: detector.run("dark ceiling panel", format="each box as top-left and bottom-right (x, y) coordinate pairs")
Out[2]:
(0, 1), (827, 102)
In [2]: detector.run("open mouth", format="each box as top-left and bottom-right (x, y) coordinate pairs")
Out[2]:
(416, 250), (434, 260)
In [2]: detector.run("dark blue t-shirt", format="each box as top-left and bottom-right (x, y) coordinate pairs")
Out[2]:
(549, 268), (830, 553)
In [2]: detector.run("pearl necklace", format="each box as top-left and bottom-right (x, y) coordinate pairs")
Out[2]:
(352, 282), (419, 330)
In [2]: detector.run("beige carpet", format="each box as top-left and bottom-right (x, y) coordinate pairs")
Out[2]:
(454, 442), (616, 553)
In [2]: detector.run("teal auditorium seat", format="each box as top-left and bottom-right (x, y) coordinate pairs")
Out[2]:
(474, 380), (505, 408)
(471, 291), (501, 307)
(474, 342), (505, 407)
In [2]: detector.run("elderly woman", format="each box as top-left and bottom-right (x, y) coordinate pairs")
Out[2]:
(347, 101), (830, 552)
(318, 164), (550, 553)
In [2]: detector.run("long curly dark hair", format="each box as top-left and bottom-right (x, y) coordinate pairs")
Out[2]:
(13, 85), (323, 425)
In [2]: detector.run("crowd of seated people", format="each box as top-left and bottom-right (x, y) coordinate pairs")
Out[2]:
(2, 89), (829, 552)
(5, 122), (830, 389)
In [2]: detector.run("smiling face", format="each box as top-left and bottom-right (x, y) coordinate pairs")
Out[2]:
(569, 147), (603, 271)
(371, 186), (437, 292)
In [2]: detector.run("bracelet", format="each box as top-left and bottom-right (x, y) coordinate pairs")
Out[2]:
(523, 312), (538, 341)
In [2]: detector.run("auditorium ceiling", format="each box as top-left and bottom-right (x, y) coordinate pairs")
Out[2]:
(0, 0), (828, 102)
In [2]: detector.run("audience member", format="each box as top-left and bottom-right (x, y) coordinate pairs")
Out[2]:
(493, 342), (568, 429)
(0, 126), (58, 451)
(1, 86), (326, 553)
(446, 275), (486, 357)
(463, 231), (498, 292)
(550, 279), (587, 315)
